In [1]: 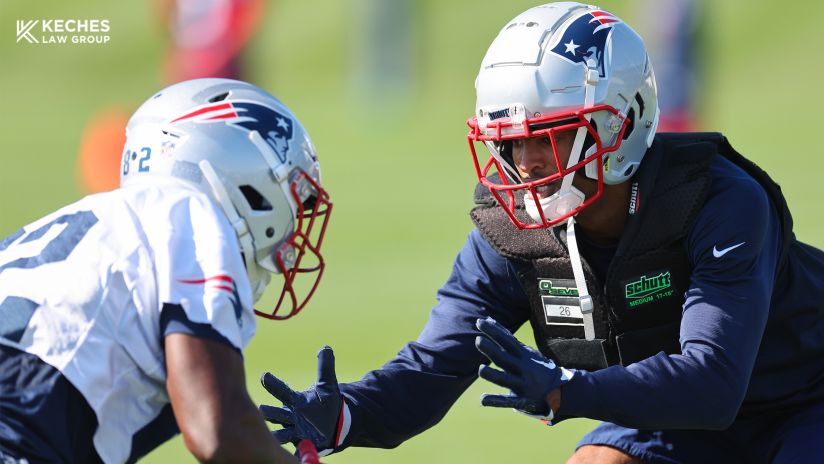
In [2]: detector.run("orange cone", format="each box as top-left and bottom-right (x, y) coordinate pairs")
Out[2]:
(76, 106), (131, 194)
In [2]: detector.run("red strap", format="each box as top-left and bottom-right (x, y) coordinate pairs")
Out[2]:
(297, 439), (320, 464)
(334, 401), (346, 446)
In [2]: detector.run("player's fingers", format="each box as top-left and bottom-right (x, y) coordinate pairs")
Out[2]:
(480, 393), (520, 409)
(292, 415), (329, 446)
(478, 364), (522, 391)
(487, 394), (547, 416)
(316, 345), (338, 390)
(475, 335), (522, 374)
(518, 401), (549, 416)
(273, 427), (297, 445)
(476, 317), (523, 355)
(261, 372), (297, 404)
(482, 394), (538, 413)
(260, 404), (295, 425)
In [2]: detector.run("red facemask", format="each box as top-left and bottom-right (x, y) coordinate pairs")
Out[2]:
(255, 169), (332, 320)
(467, 104), (627, 229)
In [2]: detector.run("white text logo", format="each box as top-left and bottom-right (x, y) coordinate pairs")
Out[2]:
(16, 19), (111, 45)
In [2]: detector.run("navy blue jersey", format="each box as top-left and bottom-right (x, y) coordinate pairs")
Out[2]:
(339, 154), (824, 447)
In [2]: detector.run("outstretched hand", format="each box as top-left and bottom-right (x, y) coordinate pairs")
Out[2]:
(475, 317), (573, 419)
(260, 346), (346, 454)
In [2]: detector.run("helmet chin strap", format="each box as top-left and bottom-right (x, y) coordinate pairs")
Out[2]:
(525, 65), (600, 225)
(199, 159), (267, 300)
(524, 185), (586, 223)
(566, 216), (595, 340)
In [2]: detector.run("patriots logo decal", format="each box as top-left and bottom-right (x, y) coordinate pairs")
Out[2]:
(170, 100), (294, 163)
(549, 10), (621, 78)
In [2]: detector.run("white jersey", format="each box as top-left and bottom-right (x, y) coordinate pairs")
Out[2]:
(0, 179), (256, 463)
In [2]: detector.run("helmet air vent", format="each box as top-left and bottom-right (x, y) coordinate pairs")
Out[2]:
(208, 92), (230, 103)
(634, 92), (645, 119)
(240, 185), (273, 211)
(623, 165), (635, 178)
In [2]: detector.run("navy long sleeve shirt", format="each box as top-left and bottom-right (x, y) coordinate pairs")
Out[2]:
(339, 155), (824, 448)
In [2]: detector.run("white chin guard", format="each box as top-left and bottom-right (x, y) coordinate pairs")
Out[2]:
(524, 186), (585, 225)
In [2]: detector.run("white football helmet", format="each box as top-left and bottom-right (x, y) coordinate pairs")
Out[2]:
(467, 2), (658, 228)
(121, 78), (332, 319)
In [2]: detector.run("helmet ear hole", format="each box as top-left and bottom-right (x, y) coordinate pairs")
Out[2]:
(239, 185), (273, 211)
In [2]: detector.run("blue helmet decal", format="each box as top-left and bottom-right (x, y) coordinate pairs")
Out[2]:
(170, 100), (295, 163)
(549, 10), (621, 78)
(230, 102), (294, 163)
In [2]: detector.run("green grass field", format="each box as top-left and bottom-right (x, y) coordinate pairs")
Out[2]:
(2, 1), (823, 462)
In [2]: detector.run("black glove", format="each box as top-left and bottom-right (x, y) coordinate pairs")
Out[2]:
(260, 346), (347, 454)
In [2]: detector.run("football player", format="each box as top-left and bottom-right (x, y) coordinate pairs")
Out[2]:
(0, 78), (331, 463)
(260, 3), (824, 463)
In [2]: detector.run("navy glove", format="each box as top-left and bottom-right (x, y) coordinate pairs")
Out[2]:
(475, 317), (573, 419)
(260, 346), (348, 455)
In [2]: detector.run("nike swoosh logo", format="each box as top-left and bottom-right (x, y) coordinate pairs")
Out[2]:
(712, 242), (745, 258)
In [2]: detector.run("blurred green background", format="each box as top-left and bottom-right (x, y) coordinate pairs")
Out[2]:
(2, 1), (823, 462)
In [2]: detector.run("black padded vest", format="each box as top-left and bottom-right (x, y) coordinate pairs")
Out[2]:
(471, 133), (793, 370)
